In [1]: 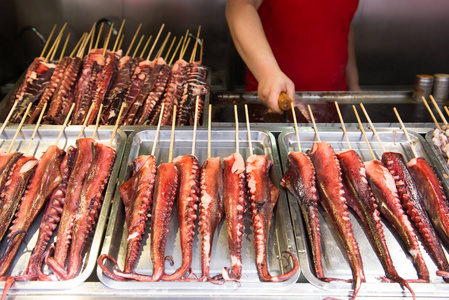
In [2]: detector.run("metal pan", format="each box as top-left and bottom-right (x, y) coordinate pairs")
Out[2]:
(0, 125), (126, 290)
(279, 127), (449, 297)
(97, 127), (300, 292)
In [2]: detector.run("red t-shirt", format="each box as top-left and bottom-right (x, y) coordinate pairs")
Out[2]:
(245, 0), (359, 92)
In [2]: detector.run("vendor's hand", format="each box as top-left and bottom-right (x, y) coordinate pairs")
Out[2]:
(257, 70), (295, 114)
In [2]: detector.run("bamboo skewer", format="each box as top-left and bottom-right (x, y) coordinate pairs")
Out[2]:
(40, 24), (57, 57)
(181, 30), (189, 54)
(335, 101), (351, 150)
(78, 24), (95, 58)
(7, 103), (32, 153)
(49, 34), (62, 62)
(89, 23), (96, 52)
(393, 107), (419, 159)
(168, 105), (177, 163)
(146, 24), (165, 61)
(95, 23), (104, 49)
(113, 19), (126, 52)
(445, 106), (449, 120)
(125, 23), (142, 57)
(91, 104), (103, 140)
(192, 96), (199, 156)
(207, 104), (212, 159)
(151, 103), (165, 157)
(164, 36), (177, 62)
(109, 103), (126, 146)
(422, 96), (442, 130)
(25, 102), (47, 156)
(360, 103), (386, 153)
(55, 103), (75, 146)
(59, 33), (71, 60)
(78, 103), (95, 139)
(234, 105), (239, 155)
(139, 35), (152, 58)
(155, 32), (171, 59)
(0, 102), (19, 136)
(429, 95), (448, 125)
(70, 33), (86, 57)
(103, 23), (115, 56)
(117, 34), (125, 52)
(189, 26), (201, 63)
(132, 35), (145, 59)
(307, 105), (321, 142)
(353, 105), (376, 160)
(244, 104), (253, 156)
(45, 23), (67, 63)
(169, 36), (183, 66)
(180, 38), (191, 60)
(291, 103), (301, 152)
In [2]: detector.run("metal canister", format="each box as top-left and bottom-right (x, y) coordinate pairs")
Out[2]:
(412, 74), (434, 101)
(433, 73), (449, 102)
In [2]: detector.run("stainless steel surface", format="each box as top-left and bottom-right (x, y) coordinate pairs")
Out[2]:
(278, 127), (449, 298)
(0, 125), (126, 291)
(97, 127), (300, 291)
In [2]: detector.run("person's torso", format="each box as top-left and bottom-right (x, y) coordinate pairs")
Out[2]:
(246, 0), (359, 92)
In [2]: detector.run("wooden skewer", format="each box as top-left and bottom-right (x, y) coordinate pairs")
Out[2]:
(132, 35), (145, 59)
(445, 106), (449, 120)
(151, 102), (165, 157)
(189, 26), (201, 63)
(181, 29), (189, 56)
(359, 103), (386, 153)
(78, 24), (96, 58)
(192, 96), (199, 156)
(429, 95), (448, 125)
(139, 35), (152, 58)
(89, 23), (96, 52)
(169, 36), (183, 66)
(307, 105), (320, 142)
(207, 104), (212, 159)
(164, 36), (176, 62)
(7, 103), (32, 153)
(49, 33), (62, 62)
(91, 104), (103, 140)
(334, 101), (351, 150)
(393, 107), (419, 159)
(78, 103), (95, 139)
(40, 24), (57, 57)
(291, 103), (301, 152)
(125, 23), (142, 57)
(146, 23), (165, 61)
(109, 102), (125, 146)
(95, 23), (104, 49)
(422, 96), (442, 130)
(155, 32), (171, 59)
(55, 103), (75, 146)
(59, 33), (71, 60)
(200, 38), (204, 64)
(180, 38), (191, 61)
(0, 101), (19, 136)
(244, 104), (253, 156)
(103, 22), (115, 56)
(117, 34), (125, 52)
(113, 19), (126, 52)
(45, 24), (66, 63)
(25, 102), (47, 155)
(70, 33), (86, 58)
(353, 105), (376, 160)
(234, 105), (239, 155)
(168, 104), (177, 163)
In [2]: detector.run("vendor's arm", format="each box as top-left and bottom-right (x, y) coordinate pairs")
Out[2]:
(346, 26), (361, 91)
(226, 0), (294, 113)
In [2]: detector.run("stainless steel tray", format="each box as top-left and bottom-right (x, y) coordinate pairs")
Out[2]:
(0, 125), (126, 290)
(97, 127), (300, 291)
(278, 127), (449, 297)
